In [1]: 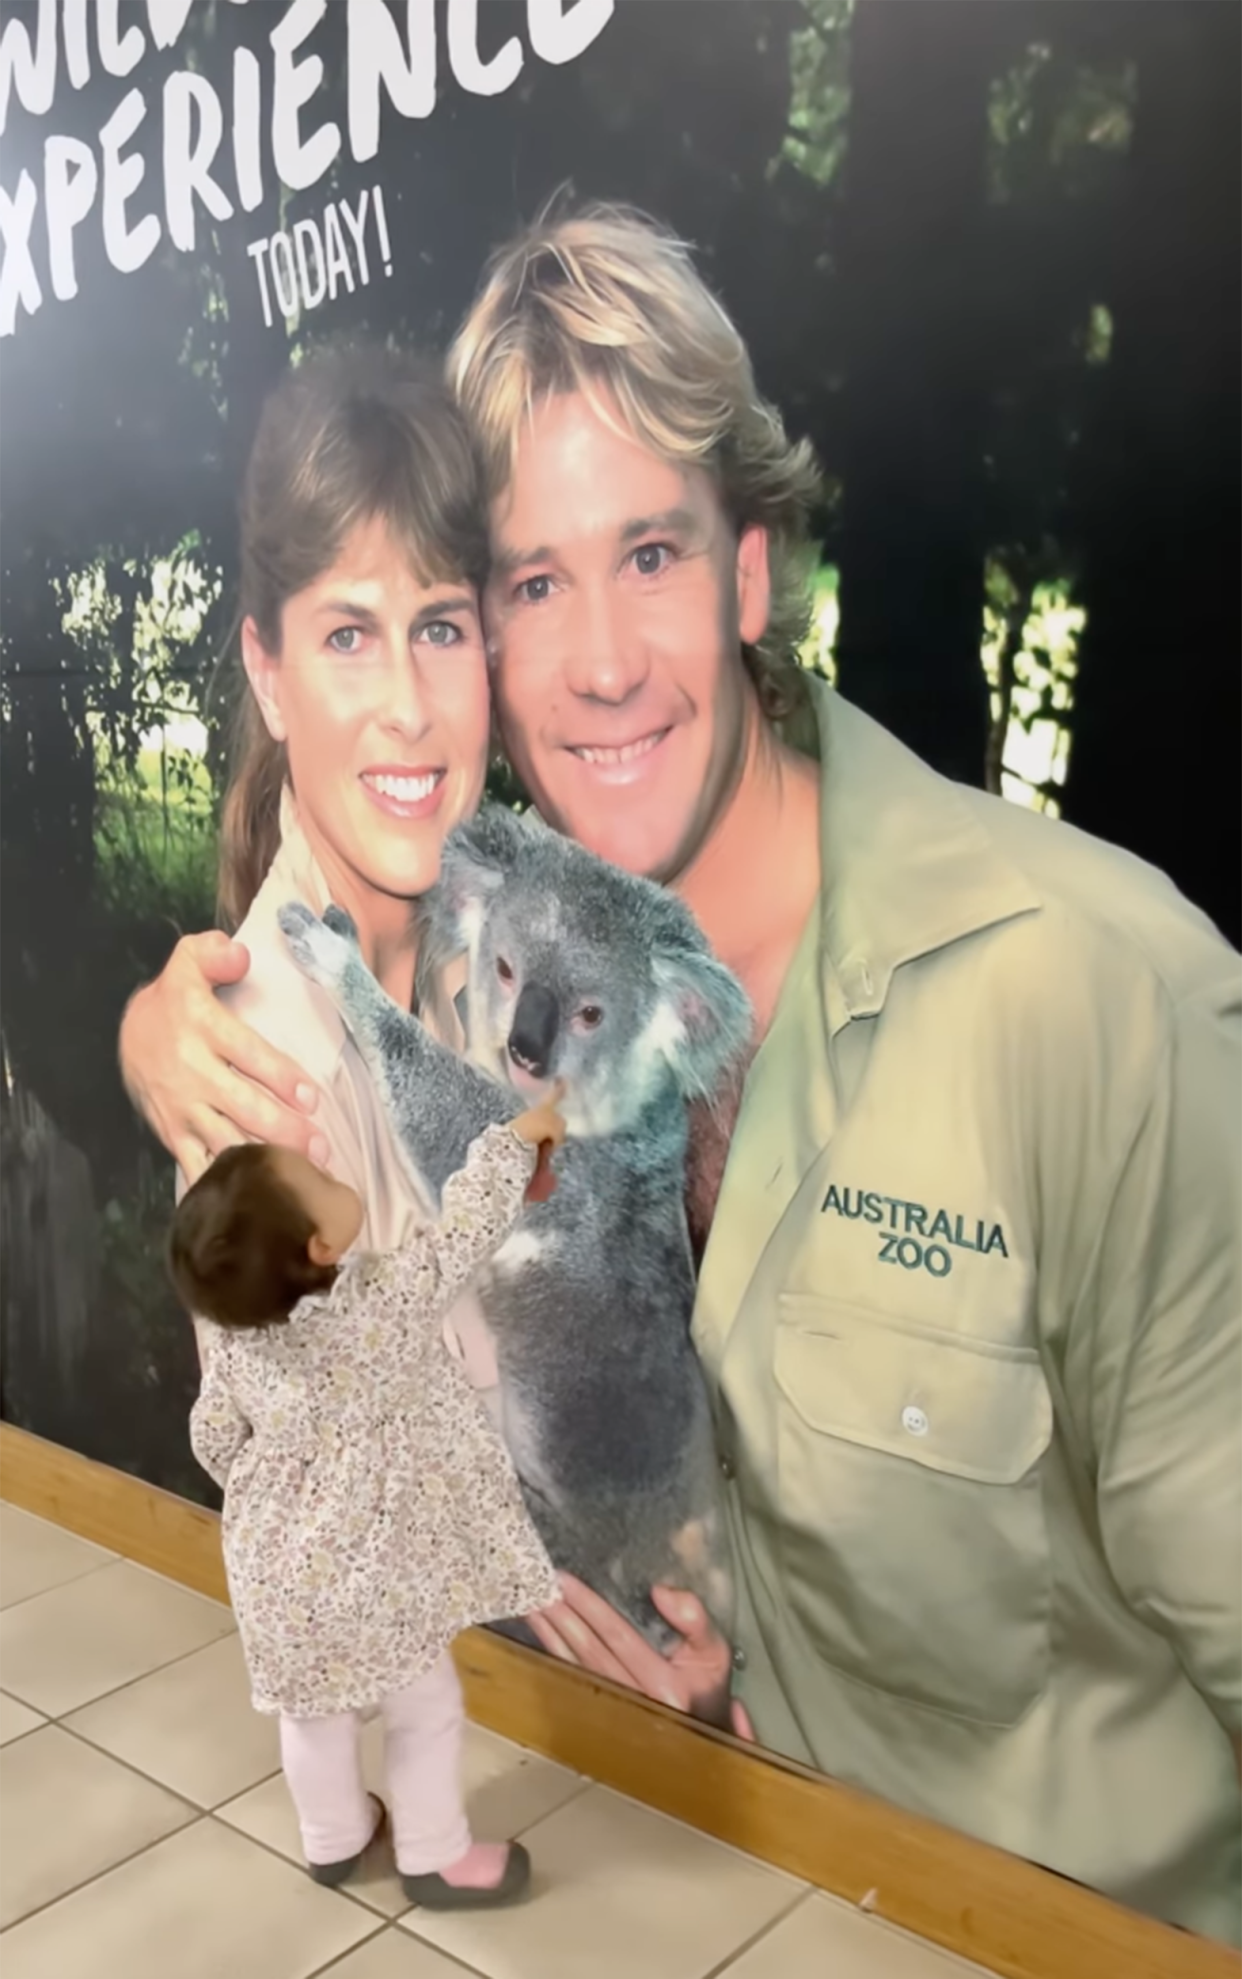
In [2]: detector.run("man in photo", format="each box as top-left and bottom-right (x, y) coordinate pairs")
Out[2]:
(119, 204), (1242, 1945)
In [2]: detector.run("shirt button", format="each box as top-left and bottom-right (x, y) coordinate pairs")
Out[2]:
(719, 1453), (736, 1481)
(901, 1405), (929, 1437)
(732, 1646), (747, 1672)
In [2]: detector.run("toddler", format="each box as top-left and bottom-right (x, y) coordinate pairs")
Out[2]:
(168, 1101), (565, 1908)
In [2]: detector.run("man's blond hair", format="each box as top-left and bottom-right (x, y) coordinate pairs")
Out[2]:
(448, 200), (823, 721)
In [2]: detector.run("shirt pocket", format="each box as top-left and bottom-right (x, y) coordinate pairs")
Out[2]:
(773, 1294), (1054, 1726)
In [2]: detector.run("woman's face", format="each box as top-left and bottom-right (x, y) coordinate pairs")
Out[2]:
(243, 515), (490, 937)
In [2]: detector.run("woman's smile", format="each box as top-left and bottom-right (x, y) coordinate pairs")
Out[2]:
(360, 765), (447, 820)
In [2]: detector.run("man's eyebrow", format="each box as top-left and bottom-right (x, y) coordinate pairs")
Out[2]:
(411, 592), (476, 623)
(619, 507), (698, 545)
(490, 509), (701, 580)
(489, 544), (552, 581)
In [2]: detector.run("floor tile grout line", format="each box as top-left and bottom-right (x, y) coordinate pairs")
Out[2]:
(554, 1773), (812, 1886)
(202, 1809), (420, 1923)
(1, 1554), (236, 1723)
(308, 1923), (496, 1979)
(51, 1712), (285, 1817)
(0, 1511), (118, 1557)
(61, 1702), (595, 1839)
(4, 1803), (411, 1944)
(117, 1552), (231, 1607)
(0, 1556), (122, 1615)
(49, 1622), (242, 1733)
(1, 1543), (234, 1628)
(700, 1885), (817, 1979)
(0, 1687), (46, 1710)
(0, 1722), (49, 1750)
(0, 1808), (213, 1937)
(6, 1619), (239, 1725)
(3, 1717), (206, 1823)
(298, 1918), (390, 1977)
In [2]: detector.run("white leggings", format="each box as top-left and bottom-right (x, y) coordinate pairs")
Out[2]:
(278, 1652), (471, 1876)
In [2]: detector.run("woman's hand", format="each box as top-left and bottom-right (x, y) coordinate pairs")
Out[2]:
(118, 931), (328, 1183)
(529, 1575), (754, 1736)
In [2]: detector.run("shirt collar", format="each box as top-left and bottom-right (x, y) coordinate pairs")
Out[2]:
(270, 784), (333, 917)
(807, 675), (1042, 1028)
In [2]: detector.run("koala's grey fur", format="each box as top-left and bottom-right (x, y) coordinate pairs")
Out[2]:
(278, 805), (752, 1655)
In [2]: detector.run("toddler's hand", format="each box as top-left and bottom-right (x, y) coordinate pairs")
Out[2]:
(511, 1081), (568, 1150)
(512, 1082), (568, 1203)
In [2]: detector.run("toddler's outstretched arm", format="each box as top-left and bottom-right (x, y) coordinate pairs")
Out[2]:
(388, 1122), (535, 1311)
(387, 1091), (567, 1311)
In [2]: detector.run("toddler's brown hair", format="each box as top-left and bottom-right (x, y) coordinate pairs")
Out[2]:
(168, 1144), (338, 1328)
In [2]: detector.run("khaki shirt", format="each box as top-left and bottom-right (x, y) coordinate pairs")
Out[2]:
(190, 791), (501, 1403)
(694, 680), (1241, 1942)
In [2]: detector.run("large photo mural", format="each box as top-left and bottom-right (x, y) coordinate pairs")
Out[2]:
(2, 0), (1239, 1949)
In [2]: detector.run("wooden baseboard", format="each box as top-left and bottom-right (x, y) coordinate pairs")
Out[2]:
(1, 1424), (231, 1604)
(1, 1422), (1233, 1979)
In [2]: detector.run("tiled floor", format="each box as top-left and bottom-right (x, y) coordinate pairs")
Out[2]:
(0, 1503), (1000, 1979)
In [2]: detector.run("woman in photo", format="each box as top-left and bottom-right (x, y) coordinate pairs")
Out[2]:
(143, 342), (532, 1897)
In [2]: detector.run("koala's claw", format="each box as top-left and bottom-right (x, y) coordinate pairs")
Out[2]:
(322, 905), (360, 945)
(277, 901), (356, 993)
(276, 901), (316, 945)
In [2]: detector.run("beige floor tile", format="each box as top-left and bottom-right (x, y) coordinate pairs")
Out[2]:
(0, 1506), (114, 1610)
(219, 1765), (404, 1917)
(321, 1929), (492, 1976)
(0, 1817), (379, 1979)
(0, 1560), (234, 1717)
(0, 1723), (196, 1928)
(219, 1715), (587, 1919)
(64, 1633), (280, 1808)
(399, 1783), (803, 1979)
(0, 1691), (45, 1744)
(457, 1721), (588, 1858)
(721, 1891), (997, 1977)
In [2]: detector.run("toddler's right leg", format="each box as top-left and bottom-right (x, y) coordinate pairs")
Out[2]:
(382, 1654), (530, 1908)
(279, 1709), (383, 1886)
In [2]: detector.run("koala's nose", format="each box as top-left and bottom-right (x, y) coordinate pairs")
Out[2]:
(508, 984), (559, 1078)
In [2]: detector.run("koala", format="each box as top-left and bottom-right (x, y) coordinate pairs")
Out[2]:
(278, 804), (752, 1656)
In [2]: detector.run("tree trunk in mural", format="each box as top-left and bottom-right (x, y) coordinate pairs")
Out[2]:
(1061, 1), (1241, 947)
(834, 0), (998, 788)
(0, 1043), (100, 1438)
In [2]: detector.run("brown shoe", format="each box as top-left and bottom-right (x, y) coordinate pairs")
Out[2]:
(401, 1840), (531, 1910)
(307, 1794), (386, 1888)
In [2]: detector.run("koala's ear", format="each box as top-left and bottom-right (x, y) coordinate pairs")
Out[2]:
(651, 944), (753, 1102)
(415, 808), (529, 1030)
(430, 805), (529, 941)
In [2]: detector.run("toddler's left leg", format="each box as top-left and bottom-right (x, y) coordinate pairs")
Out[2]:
(279, 1709), (383, 1885)
(382, 1654), (530, 1907)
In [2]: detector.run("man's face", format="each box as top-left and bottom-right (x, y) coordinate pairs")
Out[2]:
(484, 390), (771, 883)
